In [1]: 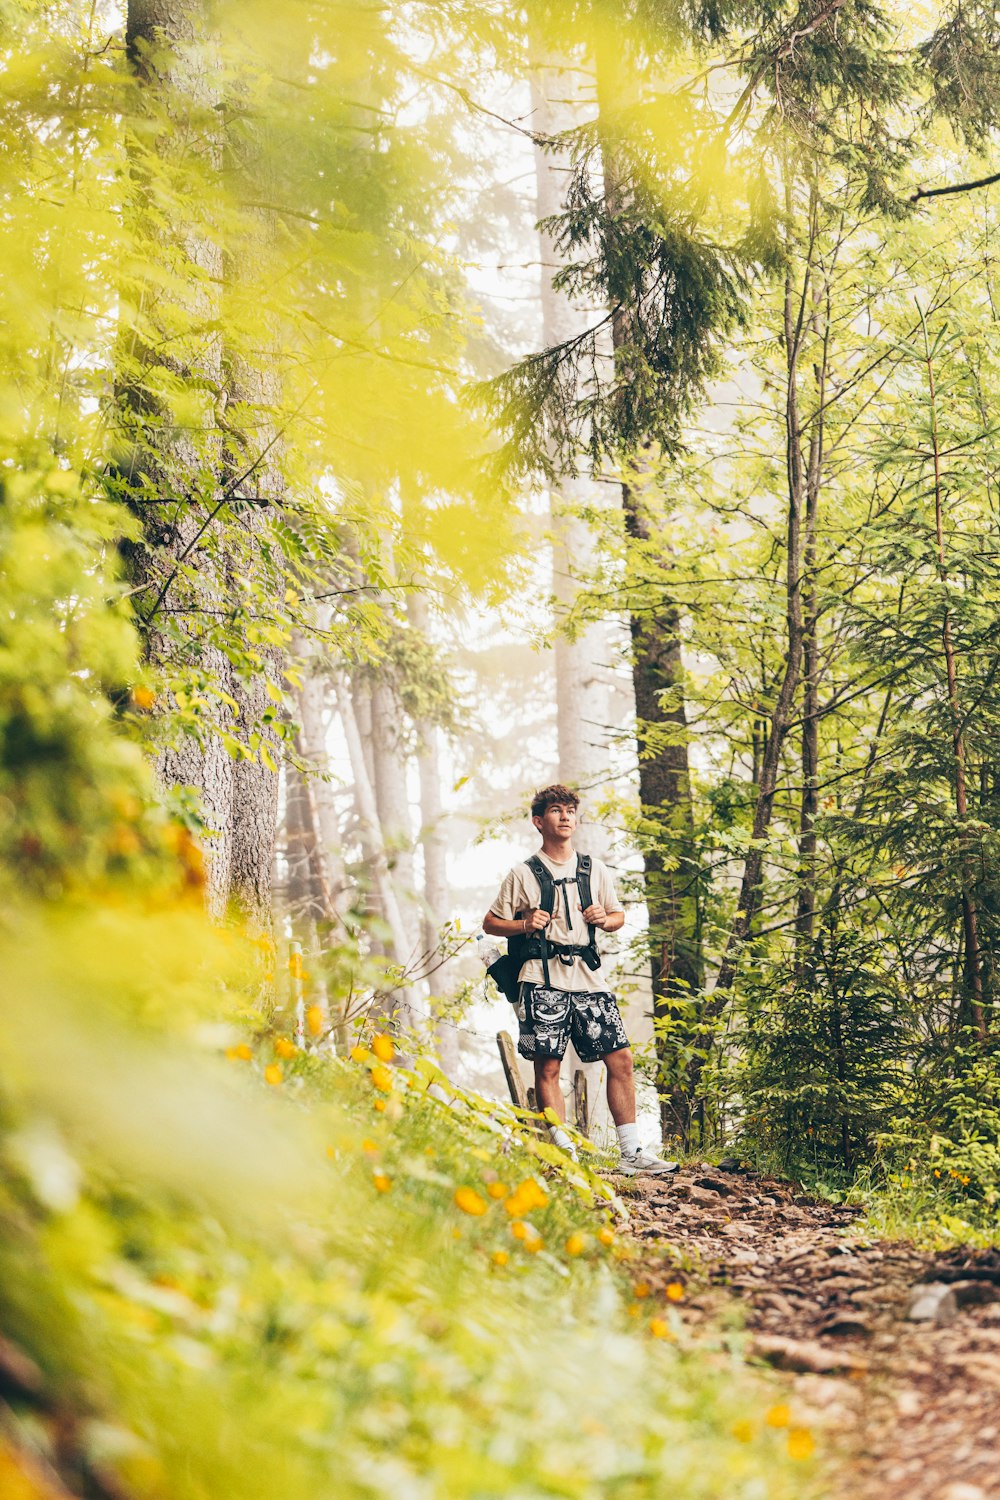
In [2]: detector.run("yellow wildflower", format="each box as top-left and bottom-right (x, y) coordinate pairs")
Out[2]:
(519, 1178), (548, 1209)
(350, 1045), (370, 1063)
(274, 1037), (297, 1060)
(505, 1177), (548, 1216)
(564, 1233), (586, 1256)
(264, 1063), (282, 1086)
(374, 1099), (386, 1113)
(765, 1404), (790, 1429)
(361, 1139), (379, 1155)
(226, 1043), (253, 1062)
(492, 1250), (509, 1267)
(370, 1065), (393, 1093)
(371, 1033), (395, 1063)
(130, 685), (156, 711)
(597, 1226), (615, 1247)
(306, 1005), (324, 1037)
(787, 1429), (815, 1461)
(634, 1281), (650, 1299)
(454, 1187), (488, 1216)
(486, 1182), (507, 1199)
(523, 1235), (543, 1253)
(373, 1174), (391, 1193)
(649, 1318), (673, 1339)
(732, 1420), (754, 1444)
(666, 1282), (685, 1302)
(510, 1220), (529, 1240)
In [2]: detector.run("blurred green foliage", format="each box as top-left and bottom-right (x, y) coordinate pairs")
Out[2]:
(0, 903), (823, 1499)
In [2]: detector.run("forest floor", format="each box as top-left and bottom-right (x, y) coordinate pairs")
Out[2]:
(614, 1162), (1000, 1500)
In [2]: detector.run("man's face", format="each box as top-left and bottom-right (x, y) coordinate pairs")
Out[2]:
(534, 801), (577, 838)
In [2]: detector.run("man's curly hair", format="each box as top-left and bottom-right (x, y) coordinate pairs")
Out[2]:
(530, 784), (580, 820)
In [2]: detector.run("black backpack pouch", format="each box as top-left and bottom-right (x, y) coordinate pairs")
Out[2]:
(487, 952), (522, 1005)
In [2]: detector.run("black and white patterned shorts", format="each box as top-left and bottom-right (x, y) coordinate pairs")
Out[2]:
(516, 984), (629, 1064)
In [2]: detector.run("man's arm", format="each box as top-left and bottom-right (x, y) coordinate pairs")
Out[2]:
(581, 904), (624, 933)
(583, 862), (625, 932)
(483, 909), (550, 937)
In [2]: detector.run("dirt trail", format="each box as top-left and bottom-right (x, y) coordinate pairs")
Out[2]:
(616, 1162), (1000, 1500)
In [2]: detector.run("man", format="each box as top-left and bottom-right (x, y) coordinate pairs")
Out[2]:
(483, 784), (677, 1176)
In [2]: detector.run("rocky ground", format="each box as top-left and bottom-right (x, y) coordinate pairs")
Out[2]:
(614, 1162), (1000, 1500)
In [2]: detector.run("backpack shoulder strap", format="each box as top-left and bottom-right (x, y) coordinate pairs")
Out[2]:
(525, 854), (556, 915)
(524, 854), (554, 988)
(576, 853), (593, 910)
(576, 854), (600, 966)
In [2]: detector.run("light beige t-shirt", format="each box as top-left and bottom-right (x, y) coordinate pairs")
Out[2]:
(489, 851), (623, 993)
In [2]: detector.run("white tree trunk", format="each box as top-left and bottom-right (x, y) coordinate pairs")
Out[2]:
(531, 61), (612, 861)
(407, 594), (459, 1075)
(337, 679), (418, 1027)
(370, 677), (419, 949)
(296, 648), (347, 910)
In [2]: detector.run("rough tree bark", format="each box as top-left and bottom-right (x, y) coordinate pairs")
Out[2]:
(123, 0), (234, 917)
(219, 60), (287, 932)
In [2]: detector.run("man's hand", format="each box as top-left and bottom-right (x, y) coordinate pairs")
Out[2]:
(523, 908), (551, 932)
(581, 902), (610, 929)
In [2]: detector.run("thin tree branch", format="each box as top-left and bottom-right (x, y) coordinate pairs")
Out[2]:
(912, 169), (1000, 203)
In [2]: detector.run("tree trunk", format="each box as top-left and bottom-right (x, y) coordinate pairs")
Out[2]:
(405, 594), (460, 1073)
(624, 492), (703, 1143)
(595, 56), (702, 1144)
(923, 318), (988, 1042)
(337, 678), (418, 1026)
(296, 647), (347, 913)
(219, 67), (286, 933)
(686, 186), (820, 1113)
(369, 677), (418, 951)
(795, 289), (830, 965)
(123, 0), (234, 918)
(530, 59), (612, 858)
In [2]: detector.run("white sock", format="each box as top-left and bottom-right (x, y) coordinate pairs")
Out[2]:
(616, 1122), (640, 1156)
(548, 1125), (576, 1155)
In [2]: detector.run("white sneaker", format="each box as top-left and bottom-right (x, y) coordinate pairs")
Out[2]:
(618, 1148), (679, 1177)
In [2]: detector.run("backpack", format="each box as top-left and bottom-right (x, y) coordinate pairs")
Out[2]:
(487, 853), (601, 1004)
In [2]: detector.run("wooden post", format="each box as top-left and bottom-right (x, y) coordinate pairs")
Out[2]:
(497, 1031), (528, 1110)
(573, 1069), (589, 1138)
(526, 1086), (538, 1113)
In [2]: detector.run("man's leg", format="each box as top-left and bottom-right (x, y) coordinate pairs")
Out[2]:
(603, 1046), (677, 1175)
(533, 1056), (578, 1157)
(533, 1056), (565, 1121)
(603, 1047), (636, 1126)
